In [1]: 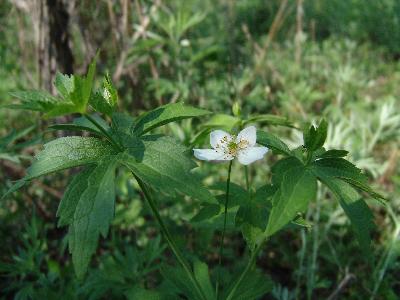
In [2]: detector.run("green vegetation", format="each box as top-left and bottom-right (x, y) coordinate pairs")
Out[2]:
(1, 1), (399, 299)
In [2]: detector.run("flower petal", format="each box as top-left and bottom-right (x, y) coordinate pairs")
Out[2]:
(236, 126), (256, 147)
(210, 130), (232, 149)
(237, 146), (268, 165)
(193, 149), (234, 161)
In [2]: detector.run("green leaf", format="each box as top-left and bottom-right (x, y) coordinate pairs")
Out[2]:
(291, 214), (312, 228)
(244, 114), (294, 128)
(89, 73), (118, 116)
(256, 130), (292, 156)
(191, 204), (221, 222)
(132, 102), (211, 135)
(7, 90), (60, 112)
(68, 156), (118, 278)
(317, 149), (349, 159)
(125, 287), (165, 300)
(25, 137), (115, 180)
(160, 265), (202, 300)
(68, 56), (97, 113)
(121, 135), (215, 203)
(303, 119), (328, 151)
(48, 124), (103, 136)
(211, 182), (249, 208)
(317, 176), (375, 257)
(266, 167), (317, 236)
(54, 72), (74, 99)
(48, 115), (110, 137)
(312, 157), (385, 200)
(1, 180), (26, 200)
(271, 156), (304, 185)
(7, 57), (97, 117)
(235, 200), (269, 230)
(223, 269), (273, 300)
(0, 125), (36, 148)
(240, 224), (265, 251)
(193, 260), (216, 300)
(56, 167), (95, 227)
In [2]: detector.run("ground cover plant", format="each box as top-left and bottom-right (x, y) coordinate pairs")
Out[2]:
(1, 1), (399, 299)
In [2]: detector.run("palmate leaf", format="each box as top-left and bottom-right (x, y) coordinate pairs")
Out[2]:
(266, 166), (317, 237)
(66, 156), (118, 278)
(132, 102), (211, 135)
(120, 135), (215, 203)
(317, 175), (375, 257)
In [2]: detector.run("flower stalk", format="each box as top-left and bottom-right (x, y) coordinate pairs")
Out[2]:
(134, 174), (208, 300)
(216, 160), (233, 299)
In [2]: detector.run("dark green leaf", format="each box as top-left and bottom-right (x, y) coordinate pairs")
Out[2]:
(256, 130), (292, 156)
(318, 176), (375, 257)
(89, 73), (118, 116)
(25, 137), (115, 180)
(266, 167), (317, 236)
(68, 156), (118, 278)
(133, 102), (211, 135)
(160, 265), (202, 300)
(56, 167), (95, 226)
(271, 156), (304, 185)
(121, 135), (215, 203)
(317, 149), (349, 159)
(1, 180), (26, 200)
(211, 182), (249, 208)
(48, 124), (103, 136)
(7, 57), (97, 117)
(125, 287), (165, 300)
(303, 119), (328, 151)
(191, 204), (221, 222)
(7, 90), (60, 112)
(224, 269), (273, 300)
(312, 157), (385, 200)
(54, 72), (74, 99)
(291, 214), (312, 228)
(193, 260), (216, 300)
(124, 286), (164, 300)
(245, 114), (294, 128)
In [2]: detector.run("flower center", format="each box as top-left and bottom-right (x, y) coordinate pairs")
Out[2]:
(223, 138), (249, 157)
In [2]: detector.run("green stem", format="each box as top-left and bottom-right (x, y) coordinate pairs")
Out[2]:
(216, 160), (233, 299)
(84, 113), (122, 151)
(226, 240), (265, 300)
(245, 166), (250, 191)
(134, 174), (207, 300)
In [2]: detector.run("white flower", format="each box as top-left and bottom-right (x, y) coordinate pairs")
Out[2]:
(193, 126), (268, 165)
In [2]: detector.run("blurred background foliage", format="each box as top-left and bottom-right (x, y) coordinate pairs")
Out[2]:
(0, 0), (399, 299)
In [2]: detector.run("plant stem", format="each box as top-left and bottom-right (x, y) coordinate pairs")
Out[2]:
(134, 174), (207, 300)
(84, 113), (122, 151)
(216, 160), (233, 299)
(226, 240), (265, 300)
(245, 165), (250, 191)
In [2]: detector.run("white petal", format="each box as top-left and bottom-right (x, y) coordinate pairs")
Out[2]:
(237, 146), (268, 165)
(193, 149), (234, 161)
(210, 130), (232, 149)
(236, 126), (256, 147)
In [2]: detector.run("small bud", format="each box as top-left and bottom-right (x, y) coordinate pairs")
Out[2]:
(232, 102), (241, 117)
(180, 39), (190, 47)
